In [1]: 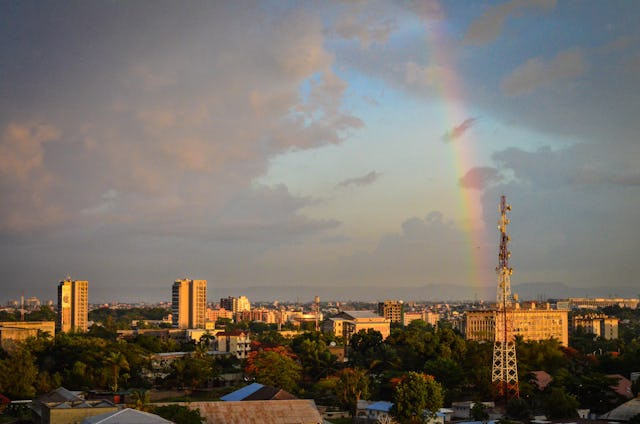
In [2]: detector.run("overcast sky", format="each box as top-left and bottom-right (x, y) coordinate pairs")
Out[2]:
(1, 1), (639, 304)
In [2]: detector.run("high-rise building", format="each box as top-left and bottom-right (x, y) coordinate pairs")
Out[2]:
(236, 296), (251, 312)
(220, 296), (238, 312)
(378, 300), (404, 324)
(57, 278), (89, 332)
(172, 279), (207, 329)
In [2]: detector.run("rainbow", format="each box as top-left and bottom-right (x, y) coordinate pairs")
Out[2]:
(424, 15), (493, 299)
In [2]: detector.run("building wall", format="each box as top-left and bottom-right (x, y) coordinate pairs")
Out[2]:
(378, 301), (404, 324)
(172, 279), (207, 329)
(465, 308), (569, 346)
(572, 314), (619, 340)
(57, 279), (88, 333)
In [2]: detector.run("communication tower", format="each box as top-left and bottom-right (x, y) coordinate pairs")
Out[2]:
(491, 195), (520, 400)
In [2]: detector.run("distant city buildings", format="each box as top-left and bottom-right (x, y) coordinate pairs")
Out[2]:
(568, 297), (639, 310)
(57, 278), (89, 332)
(171, 279), (207, 329)
(465, 302), (569, 346)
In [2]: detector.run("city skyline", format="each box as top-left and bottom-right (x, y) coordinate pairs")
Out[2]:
(1, 2), (639, 303)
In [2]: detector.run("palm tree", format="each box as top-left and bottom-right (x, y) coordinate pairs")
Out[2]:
(104, 351), (129, 392)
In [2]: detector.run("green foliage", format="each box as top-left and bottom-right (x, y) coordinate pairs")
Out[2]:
(349, 328), (384, 369)
(505, 397), (530, 421)
(0, 345), (38, 398)
(542, 387), (579, 419)
(89, 307), (169, 330)
(164, 352), (218, 390)
(152, 405), (205, 424)
(470, 402), (490, 422)
(291, 332), (338, 382)
(333, 368), (370, 417)
(391, 372), (444, 424)
(245, 347), (302, 393)
(254, 330), (288, 348)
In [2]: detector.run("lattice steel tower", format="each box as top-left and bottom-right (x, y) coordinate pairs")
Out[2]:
(491, 195), (520, 400)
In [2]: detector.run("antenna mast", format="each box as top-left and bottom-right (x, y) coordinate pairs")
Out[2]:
(491, 195), (519, 401)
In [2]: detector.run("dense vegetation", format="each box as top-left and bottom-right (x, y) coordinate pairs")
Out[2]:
(0, 305), (639, 423)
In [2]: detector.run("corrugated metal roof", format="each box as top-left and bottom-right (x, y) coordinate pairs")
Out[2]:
(188, 400), (323, 423)
(82, 408), (172, 424)
(220, 383), (264, 401)
(366, 401), (393, 412)
(341, 311), (382, 319)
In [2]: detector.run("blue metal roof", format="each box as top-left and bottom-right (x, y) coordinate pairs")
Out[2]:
(220, 383), (264, 401)
(366, 401), (393, 412)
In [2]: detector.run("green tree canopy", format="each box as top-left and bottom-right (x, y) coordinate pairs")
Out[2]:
(244, 346), (302, 393)
(391, 372), (444, 424)
(153, 405), (205, 424)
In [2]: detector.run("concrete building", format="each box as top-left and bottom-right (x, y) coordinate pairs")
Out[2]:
(378, 300), (404, 324)
(573, 314), (619, 340)
(220, 296), (250, 313)
(171, 279), (207, 329)
(323, 311), (390, 342)
(206, 307), (234, 323)
(57, 278), (89, 333)
(0, 321), (55, 349)
(403, 310), (439, 327)
(465, 304), (569, 346)
(215, 330), (251, 359)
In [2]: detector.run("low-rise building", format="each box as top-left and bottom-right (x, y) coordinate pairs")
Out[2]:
(572, 314), (619, 340)
(215, 330), (251, 359)
(0, 321), (55, 349)
(323, 311), (390, 341)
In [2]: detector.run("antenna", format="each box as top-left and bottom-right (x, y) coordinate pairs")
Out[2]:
(491, 195), (519, 401)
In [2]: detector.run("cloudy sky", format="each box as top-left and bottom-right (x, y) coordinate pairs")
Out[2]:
(2, 1), (639, 303)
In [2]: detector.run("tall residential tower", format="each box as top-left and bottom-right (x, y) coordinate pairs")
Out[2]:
(57, 277), (89, 332)
(171, 279), (207, 329)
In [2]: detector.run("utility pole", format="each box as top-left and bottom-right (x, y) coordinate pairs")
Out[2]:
(491, 195), (520, 401)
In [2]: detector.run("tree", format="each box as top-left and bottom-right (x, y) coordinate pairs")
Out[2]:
(349, 329), (384, 369)
(506, 398), (531, 421)
(333, 368), (370, 418)
(153, 405), (205, 424)
(0, 346), (38, 398)
(470, 402), (489, 422)
(103, 351), (129, 392)
(245, 347), (302, 393)
(291, 332), (338, 382)
(129, 389), (150, 411)
(391, 372), (444, 424)
(542, 387), (578, 419)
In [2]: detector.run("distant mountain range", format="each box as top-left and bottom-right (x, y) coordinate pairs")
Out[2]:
(211, 282), (639, 304)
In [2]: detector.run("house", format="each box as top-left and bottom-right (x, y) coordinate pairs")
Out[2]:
(31, 387), (118, 424)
